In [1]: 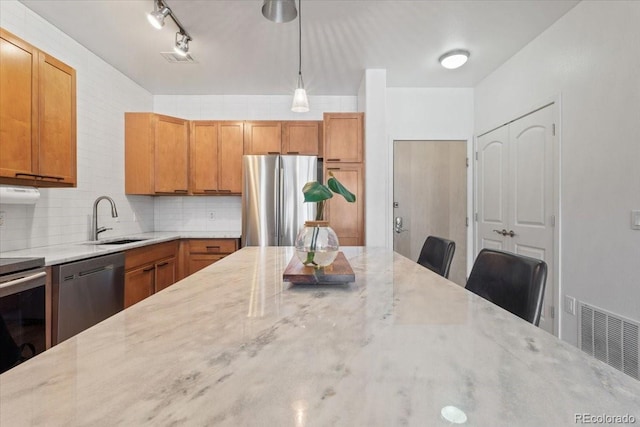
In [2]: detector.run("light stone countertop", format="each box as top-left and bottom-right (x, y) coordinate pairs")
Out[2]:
(0, 231), (241, 266)
(1, 246), (639, 426)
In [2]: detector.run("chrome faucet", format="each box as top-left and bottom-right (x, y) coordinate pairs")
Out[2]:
(92, 196), (118, 241)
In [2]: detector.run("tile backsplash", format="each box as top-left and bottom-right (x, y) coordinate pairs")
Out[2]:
(154, 196), (241, 233)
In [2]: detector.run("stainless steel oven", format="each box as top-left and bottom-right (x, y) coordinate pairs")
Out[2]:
(0, 257), (46, 374)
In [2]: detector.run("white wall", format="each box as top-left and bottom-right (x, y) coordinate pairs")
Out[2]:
(474, 1), (640, 344)
(152, 95), (357, 233)
(386, 88), (475, 267)
(0, 0), (154, 252)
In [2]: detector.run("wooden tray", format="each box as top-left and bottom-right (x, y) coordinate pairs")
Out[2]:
(283, 251), (355, 284)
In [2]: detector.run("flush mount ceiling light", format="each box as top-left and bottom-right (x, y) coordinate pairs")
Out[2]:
(174, 31), (190, 57)
(147, 0), (193, 55)
(439, 49), (470, 69)
(291, 0), (309, 112)
(262, 0), (297, 23)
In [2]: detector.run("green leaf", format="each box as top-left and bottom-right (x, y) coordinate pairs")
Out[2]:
(302, 181), (333, 202)
(327, 176), (356, 203)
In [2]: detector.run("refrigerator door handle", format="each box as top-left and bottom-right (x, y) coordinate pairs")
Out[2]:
(274, 166), (280, 244)
(279, 167), (284, 243)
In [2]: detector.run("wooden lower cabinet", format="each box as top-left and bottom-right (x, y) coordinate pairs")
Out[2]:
(324, 163), (365, 246)
(184, 238), (239, 276)
(124, 241), (178, 308)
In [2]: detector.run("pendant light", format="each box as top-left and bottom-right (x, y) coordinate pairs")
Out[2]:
(291, 0), (309, 113)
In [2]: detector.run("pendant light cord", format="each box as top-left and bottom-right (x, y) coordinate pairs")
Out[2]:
(298, 0), (302, 79)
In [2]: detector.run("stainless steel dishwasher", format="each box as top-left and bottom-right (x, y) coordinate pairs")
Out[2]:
(52, 252), (125, 344)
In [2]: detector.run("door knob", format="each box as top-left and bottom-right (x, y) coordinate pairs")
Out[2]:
(493, 229), (508, 236)
(394, 217), (408, 234)
(507, 230), (516, 237)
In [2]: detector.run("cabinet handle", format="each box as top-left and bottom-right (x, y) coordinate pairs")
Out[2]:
(173, 189), (188, 193)
(326, 158), (341, 162)
(157, 262), (169, 267)
(203, 189), (218, 193)
(14, 173), (64, 181)
(327, 168), (341, 171)
(267, 151), (280, 155)
(143, 266), (155, 272)
(206, 246), (221, 251)
(218, 189), (231, 193)
(287, 151), (299, 154)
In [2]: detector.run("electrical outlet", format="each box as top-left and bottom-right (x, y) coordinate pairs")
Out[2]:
(208, 210), (216, 221)
(0, 211), (4, 227)
(564, 295), (576, 315)
(632, 210), (640, 230)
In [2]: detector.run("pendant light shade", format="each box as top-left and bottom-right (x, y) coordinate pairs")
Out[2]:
(292, 75), (309, 113)
(291, 0), (309, 112)
(262, 0), (297, 23)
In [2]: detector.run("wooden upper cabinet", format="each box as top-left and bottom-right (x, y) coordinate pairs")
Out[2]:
(0, 28), (76, 187)
(244, 121), (282, 154)
(190, 121), (243, 194)
(218, 121), (244, 193)
(323, 113), (364, 163)
(282, 121), (321, 155)
(190, 121), (219, 194)
(125, 113), (188, 195)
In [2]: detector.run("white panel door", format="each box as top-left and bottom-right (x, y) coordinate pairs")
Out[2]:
(476, 126), (509, 252)
(475, 104), (556, 334)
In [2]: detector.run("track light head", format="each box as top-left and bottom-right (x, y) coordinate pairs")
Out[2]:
(147, 4), (171, 29)
(174, 32), (190, 57)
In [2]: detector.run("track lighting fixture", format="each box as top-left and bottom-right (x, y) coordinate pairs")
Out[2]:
(291, 0), (309, 112)
(174, 32), (190, 56)
(147, 3), (170, 29)
(147, 0), (193, 55)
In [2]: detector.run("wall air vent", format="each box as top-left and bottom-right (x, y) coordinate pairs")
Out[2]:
(579, 302), (639, 380)
(160, 52), (197, 63)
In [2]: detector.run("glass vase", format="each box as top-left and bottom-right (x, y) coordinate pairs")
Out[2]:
(295, 220), (340, 267)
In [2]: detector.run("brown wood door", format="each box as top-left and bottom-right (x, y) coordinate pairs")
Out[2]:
(37, 52), (76, 185)
(218, 121), (244, 193)
(244, 121), (281, 154)
(0, 29), (38, 179)
(154, 257), (176, 292)
(154, 115), (188, 194)
(190, 121), (219, 194)
(324, 163), (365, 245)
(282, 121), (320, 155)
(323, 113), (363, 163)
(124, 263), (154, 308)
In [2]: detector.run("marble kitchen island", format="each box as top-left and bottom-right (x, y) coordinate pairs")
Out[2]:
(1, 247), (639, 426)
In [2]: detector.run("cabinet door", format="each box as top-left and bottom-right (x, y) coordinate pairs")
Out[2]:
(0, 30), (38, 180)
(282, 121), (320, 155)
(244, 121), (282, 155)
(155, 115), (188, 194)
(323, 113), (363, 163)
(218, 121), (244, 193)
(155, 257), (177, 292)
(190, 121), (219, 194)
(324, 163), (365, 246)
(37, 52), (76, 185)
(124, 264), (154, 308)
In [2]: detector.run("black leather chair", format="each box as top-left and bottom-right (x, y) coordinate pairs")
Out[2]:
(465, 248), (548, 326)
(417, 236), (456, 279)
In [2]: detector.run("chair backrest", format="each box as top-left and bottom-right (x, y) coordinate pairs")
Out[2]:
(417, 236), (456, 278)
(465, 248), (548, 326)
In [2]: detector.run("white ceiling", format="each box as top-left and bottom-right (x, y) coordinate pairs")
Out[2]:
(20, 0), (579, 96)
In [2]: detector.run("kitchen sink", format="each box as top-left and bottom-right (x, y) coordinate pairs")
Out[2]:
(83, 238), (149, 245)
(98, 238), (149, 245)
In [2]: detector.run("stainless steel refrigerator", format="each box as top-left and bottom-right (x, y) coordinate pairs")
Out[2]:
(242, 155), (318, 246)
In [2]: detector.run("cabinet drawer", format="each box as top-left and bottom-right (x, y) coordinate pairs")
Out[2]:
(188, 239), (237, 254)
(187, 254), (227, 276)
(125, 240), (179, 270)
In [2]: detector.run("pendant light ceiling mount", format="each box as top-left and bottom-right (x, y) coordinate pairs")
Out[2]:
(147, 0), (193, 56)
(262, 0), (298, 23)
